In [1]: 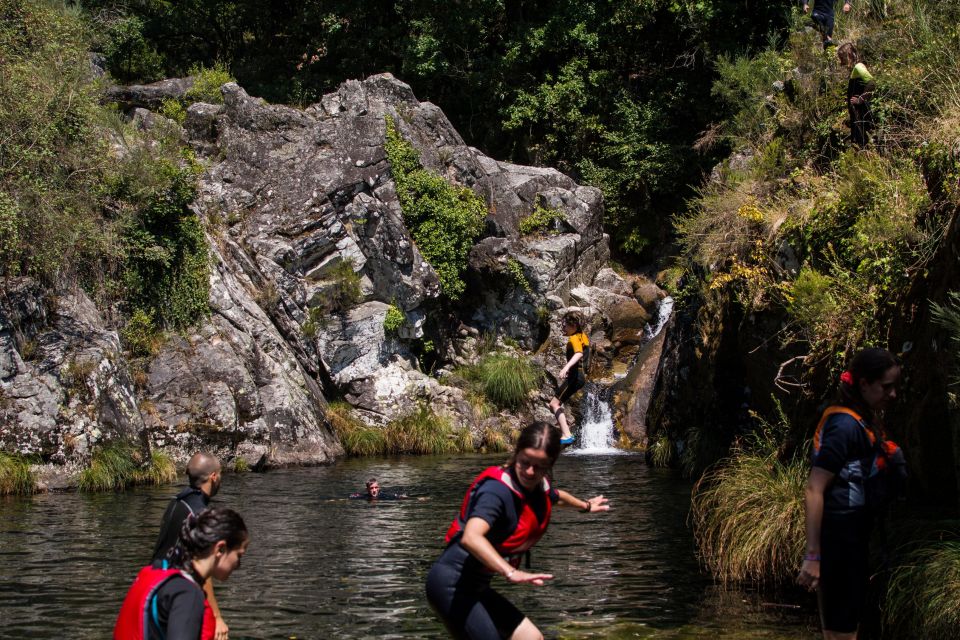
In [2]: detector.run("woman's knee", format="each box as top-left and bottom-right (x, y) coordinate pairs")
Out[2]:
(509, 618), (543, 640)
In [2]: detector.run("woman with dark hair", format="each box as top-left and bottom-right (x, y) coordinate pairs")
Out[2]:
(548, 311), (590, 446)
(115, 507), (250, 640)
(797, 348), (907, 639)
(426, 422), (609, 639)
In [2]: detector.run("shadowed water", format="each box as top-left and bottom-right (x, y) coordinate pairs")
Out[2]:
(0, 454), (818, 639)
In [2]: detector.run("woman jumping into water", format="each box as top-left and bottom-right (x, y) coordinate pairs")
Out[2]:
(426, 421), (610, 639)
(548, 311), (590, 446)
(115, 507), (249, 640)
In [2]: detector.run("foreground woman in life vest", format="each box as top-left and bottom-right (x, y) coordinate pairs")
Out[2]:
(426, 421), (610, 639)
(797, 348), (907, 640)
(115, 508), (249, 640)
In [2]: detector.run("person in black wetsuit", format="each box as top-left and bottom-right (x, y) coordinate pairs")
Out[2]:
(349, 477), (407, 500)
(797, 348), (907, 640)
(547, 311), (590, 446)
(426, 422), (610, 639)
(152, 453), (231, 639)
(803, 0), (852, 49)
(115, 507), (249, 640)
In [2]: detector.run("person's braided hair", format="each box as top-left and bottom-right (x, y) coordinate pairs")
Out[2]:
(166, 507), (247, 571)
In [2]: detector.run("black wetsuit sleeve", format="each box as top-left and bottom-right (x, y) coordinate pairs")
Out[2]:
(154, 578), (204, 640)
(813, 415), (859, 475)
(152, 500), (188, 562)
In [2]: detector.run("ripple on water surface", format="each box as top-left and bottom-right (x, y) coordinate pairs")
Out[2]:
(0, 454), (818, 639)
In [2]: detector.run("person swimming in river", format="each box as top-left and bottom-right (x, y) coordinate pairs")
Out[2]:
(350, 477), (407, 500)
(425, 421), (610, 639)
(548, 311), (589, 446)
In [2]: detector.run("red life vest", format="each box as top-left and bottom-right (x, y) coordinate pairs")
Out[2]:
(444, 466), (553, 567)
(114, 565), (215, 640)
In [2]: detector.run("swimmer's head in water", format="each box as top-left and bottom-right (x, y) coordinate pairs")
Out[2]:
(366, 477), (380, 498)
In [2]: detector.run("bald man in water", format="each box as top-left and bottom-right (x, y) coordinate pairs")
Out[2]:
(151, 452), (230, 639)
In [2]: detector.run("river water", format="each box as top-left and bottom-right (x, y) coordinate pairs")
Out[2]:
(0, 454), (818, 639)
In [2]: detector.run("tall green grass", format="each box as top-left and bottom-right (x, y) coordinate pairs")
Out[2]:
(690, 447), (807, 583)
(328, 401), (473, 456)
(386, 405), (471, 455)
(884, 541), (960, 639)
(458, 353), (542, 410)
(0, 452), (36, 495)
(78, 440), (176, 491)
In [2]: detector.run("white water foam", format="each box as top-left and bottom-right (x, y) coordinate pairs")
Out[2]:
(566, 296), (674, 457)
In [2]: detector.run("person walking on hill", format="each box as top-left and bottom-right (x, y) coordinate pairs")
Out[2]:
(804, 0), (852, 50)
(116, 507), (249, 640)
(797, 348), (907, 639)
(548, 311), (590, 446)
(152, 453), (232, 640)
(838, 43), (875, 147)
(426, 422), (609, 639)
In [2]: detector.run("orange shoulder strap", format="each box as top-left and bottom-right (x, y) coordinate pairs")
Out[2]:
(813, 406), (873, 453)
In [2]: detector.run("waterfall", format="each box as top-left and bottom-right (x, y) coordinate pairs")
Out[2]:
(567, 296), (674, 456)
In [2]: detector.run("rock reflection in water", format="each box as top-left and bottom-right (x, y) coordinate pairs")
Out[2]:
(0, 454), (817, 639)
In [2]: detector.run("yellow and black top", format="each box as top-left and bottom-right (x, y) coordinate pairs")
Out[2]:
(565, 332), (590, 374)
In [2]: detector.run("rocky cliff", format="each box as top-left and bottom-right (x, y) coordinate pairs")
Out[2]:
(1, 74), (661, 487)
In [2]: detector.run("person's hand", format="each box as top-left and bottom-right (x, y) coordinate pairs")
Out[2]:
(850, 96), (861, 105)
(558, 366), (570, 379)
(585, 495), (611, 513)
(843, 2), (851, 13)
(505, 569), (554, 586)
(803, 3), (810, 13)
(215, 615), (229, 640)
(797, 559), (820, 591)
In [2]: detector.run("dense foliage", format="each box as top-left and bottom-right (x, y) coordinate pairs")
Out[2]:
(0, 0), (210, 344)
(384, 116), (486, 300)
(78, 0), (789, 261)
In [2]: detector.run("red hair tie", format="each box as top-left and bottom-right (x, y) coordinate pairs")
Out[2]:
(840, 371), (854, 385)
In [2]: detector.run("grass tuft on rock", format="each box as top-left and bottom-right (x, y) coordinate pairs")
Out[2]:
(458, 353), (542, 410)
(884, 541), (960, 639)
(385, 404), (471, 455)
(327, 401), (389, 456)
(690, 447), (807, 583)
(78, 440), (175, 491)
(0, 452), (36, 495)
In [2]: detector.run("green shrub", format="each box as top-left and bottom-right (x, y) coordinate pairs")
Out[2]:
(505, 259), (531, 293)
(383, 304), (406, 333)
(385, 404), (470, 455)
(159, 98), (187, 125)
(0, 452), (36, 495)
(92, 13), (164, 83)
(519, 202), (565, 236)
(318, 259), (362, 314)
(327, 401), (388, 456)
(121, 308), (164, 357)
(384, 116), (486, 300)
(884, 541), (960, 639)
(647, 433), (675, 468)
(460, 353), (542, 410)
(78, 440), (175, 491)
(690, 446), (807, 583)
(786, 266), (838, 336)
(184, 62), (235, 105)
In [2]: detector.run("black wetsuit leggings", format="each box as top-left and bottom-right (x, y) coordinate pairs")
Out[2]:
(811, 1), (836, 38)
(426, 561), (525, 640)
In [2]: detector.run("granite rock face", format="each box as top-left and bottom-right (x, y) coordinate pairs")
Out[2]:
(2, 74), (664, 482)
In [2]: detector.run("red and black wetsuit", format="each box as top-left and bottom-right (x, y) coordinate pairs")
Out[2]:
(114, 563), (214, 640)
(426, 466), (559, 639)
